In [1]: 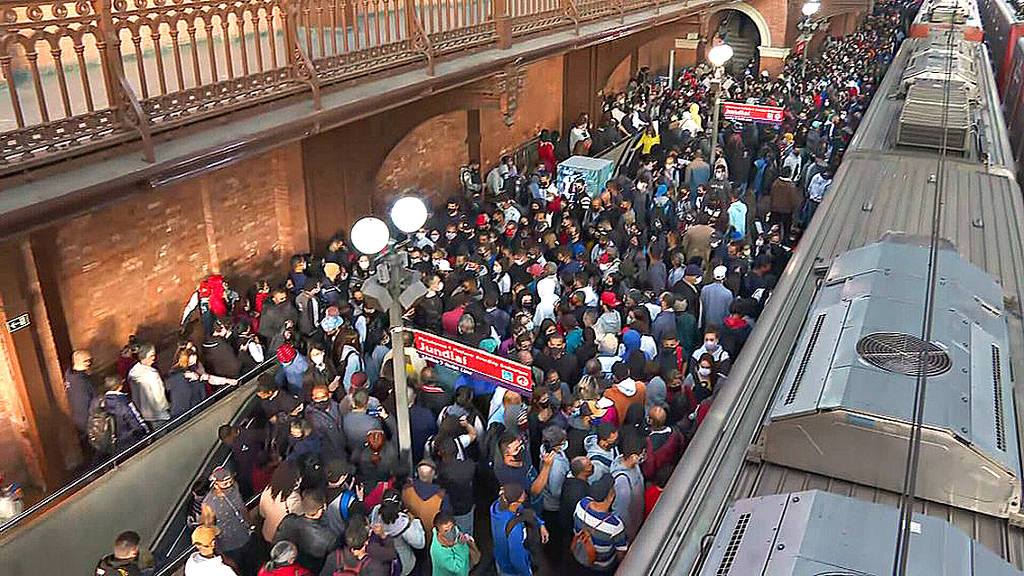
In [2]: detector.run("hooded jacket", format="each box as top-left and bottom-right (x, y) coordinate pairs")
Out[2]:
(610, 458), (645, 540)
(539, 445), (571, 512)
(584, 434), (619, 482)
(490, 501), (534, 576)
(602, 379), (646, 428)
(369, 507), (425, 576)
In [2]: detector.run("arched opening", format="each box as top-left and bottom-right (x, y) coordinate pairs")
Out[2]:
(604, 55), (634, 96)
(375, 110), (471, 207)
(710, 8), (765, 74)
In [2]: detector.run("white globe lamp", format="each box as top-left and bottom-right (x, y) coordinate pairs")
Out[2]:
(708, 43), (734, 68)
(391, 196), (429, 234)
(350, 217), (391, 254)
(802, 2), (820, 16)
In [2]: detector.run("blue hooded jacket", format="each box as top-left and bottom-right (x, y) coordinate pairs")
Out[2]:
(490, 499), (533, 576)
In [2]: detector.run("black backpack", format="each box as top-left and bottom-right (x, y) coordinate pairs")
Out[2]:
(87, 398), (117, 454)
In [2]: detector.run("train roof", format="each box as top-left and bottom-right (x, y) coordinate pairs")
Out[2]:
(851, 36), (1015, 170)
(622, 15), (1024, 575)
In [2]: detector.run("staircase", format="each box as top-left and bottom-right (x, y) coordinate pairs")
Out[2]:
(721, 15), (759, 73)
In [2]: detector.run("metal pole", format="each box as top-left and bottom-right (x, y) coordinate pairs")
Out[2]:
(387, 255), (413, 471)
(708, 70), (722, 170)
(669, 49), (675, 89)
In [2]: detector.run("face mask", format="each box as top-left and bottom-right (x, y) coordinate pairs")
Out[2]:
(358, 261), (370, 270)
(311, 354), (324, 365)
(429, 234), (440, 242)
(525, 321), (535, 331)
(446, 232), (458, 240)
(698, 367), (712, 377)
(705, 341), (719, 352)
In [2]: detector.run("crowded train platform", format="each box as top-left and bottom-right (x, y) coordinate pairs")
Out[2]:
(0, 2), (913, 574)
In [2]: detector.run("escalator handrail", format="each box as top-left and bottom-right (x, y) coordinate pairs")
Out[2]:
(0, 358), (277, 536)
(153, 491), (263, 576)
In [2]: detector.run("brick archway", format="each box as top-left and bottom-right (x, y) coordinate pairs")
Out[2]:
(706, 1), (772, 48)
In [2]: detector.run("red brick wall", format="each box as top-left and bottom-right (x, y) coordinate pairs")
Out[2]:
(51, 144), (307, 362)
(376, 110), (469, 208)
(605, 56), (633, 95)
(480, 56), (564, 169)
(637, 36), (675, 76)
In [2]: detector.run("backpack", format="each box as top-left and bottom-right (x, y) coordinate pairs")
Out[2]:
(332, 549), (364, 575)
(571, 513), (605, 566)
(87, 398), (117, 454)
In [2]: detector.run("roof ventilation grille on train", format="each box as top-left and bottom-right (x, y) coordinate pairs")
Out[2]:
(855, 332), (952, 377)
(785, 313), (828, 405)
(993, 344), (1006, 452)
(716, 513), (751, 576)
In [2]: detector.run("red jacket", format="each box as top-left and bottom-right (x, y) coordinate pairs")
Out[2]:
(258, 564), (312, 576)
(644, 484), (664, 520)
(641, 428), (686, 481)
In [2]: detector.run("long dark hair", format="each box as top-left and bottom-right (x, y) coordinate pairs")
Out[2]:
(268, 460), (301, 500)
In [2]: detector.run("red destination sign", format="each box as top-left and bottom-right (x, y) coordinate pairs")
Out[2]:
(722, 101), (785, 125)
(411, 329), (533, 395)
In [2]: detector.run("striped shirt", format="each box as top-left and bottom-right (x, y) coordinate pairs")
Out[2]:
(573, 497), (629, 570)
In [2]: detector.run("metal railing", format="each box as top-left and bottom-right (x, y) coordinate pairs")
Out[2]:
(0, 357), (276, 537)
(0, 0), (671, 175)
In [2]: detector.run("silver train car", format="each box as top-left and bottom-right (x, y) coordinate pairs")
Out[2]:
(622, 0), (1024, 572)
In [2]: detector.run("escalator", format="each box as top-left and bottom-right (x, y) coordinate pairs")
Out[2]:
(0, 361), (274, 576)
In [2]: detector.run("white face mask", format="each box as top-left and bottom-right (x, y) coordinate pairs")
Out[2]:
(705, 340), (719, 352)
(698, 367), (712, 377)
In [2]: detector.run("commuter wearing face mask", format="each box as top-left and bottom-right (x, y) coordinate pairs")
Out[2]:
(683, 354), (725, 412)
(689, 326), (730, 375)
(493, 431), (556, 509)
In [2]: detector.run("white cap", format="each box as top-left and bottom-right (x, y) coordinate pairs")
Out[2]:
(713, 265), (728, 281)
(596, 398), (614, 409)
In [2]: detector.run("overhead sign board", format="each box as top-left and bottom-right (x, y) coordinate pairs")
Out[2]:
(6, 313), (29, 333)
(411, 329), (533, 395)
(722, 101), (785, 125)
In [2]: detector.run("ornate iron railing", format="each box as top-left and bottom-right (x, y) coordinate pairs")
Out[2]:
(0, 0), (670, 173)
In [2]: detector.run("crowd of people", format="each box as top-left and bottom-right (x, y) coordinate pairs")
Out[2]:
(80, 2), (913, 575)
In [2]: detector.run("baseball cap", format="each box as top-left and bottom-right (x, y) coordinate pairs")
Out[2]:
(589, 475), (614, 501)
(713, 265), (728, 281)
(601, 291), (621, 307)
(527, 263), (545, 277)
(502, 482), (525, 504)
(476, 214), (489, 227)
(276, 344), (297, 364)
(210, 466), (233, 482)
(192, 525), (220, 547)
(542, 426), (567, 447)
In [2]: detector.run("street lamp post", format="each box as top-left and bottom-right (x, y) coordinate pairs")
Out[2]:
(350, 196), (429, 471)
(706, 43), (733, 172)
(798, 2), (822, 78)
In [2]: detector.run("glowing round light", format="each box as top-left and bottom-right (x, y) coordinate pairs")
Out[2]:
(350, 217), (390, 254)
(390, 196), (429, 234)
(708, 43), (734, 68)
(802, 2), (821, 16)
